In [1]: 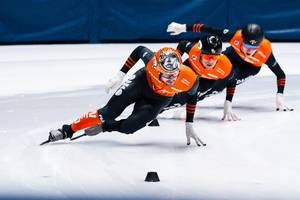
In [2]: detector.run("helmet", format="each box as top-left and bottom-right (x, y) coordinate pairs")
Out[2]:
(242, 24), (264, 46)
(200, 35), (222, 55)
(155, 47), (181, 74)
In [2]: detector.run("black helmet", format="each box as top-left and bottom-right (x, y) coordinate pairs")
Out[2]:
(242, 24), (264, 46)
(200, 35), (222, 55)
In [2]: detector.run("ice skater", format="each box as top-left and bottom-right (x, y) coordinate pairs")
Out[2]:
(42, 46), (205, 146)
(167, 22), (293, 120)
(159, 34), (233, 121)
(105, 35), (233, 143)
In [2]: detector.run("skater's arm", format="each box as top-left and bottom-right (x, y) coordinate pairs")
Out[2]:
(120, 46), (154, 73)
(176, 41), (195, 56)
(167, 22), (234, 42)
(265, 53), (293, 111)
(186, 78), (199, 122)
(187, 24), (234, 42)
(225, 80), (237, 102)
(265, 53), (286, 94)
(185, 78), (206, 146)
(222, 80), (240, 121)
(105, 46), (153, 93)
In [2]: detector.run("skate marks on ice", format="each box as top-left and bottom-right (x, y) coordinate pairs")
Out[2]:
(0, 75), (300, 199)
(158, 75), (299, 121)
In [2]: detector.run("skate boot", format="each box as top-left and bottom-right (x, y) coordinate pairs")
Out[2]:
(49, 129), (66, 142)
(47, 125), (74, 143)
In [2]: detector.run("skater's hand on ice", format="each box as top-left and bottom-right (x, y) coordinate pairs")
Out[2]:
(276, 93), (294, 111)
(222, 100), (240, 121)
(167, 22), (186, 35)
(105, 71), (125, 93)
(185, 122), (206, 146)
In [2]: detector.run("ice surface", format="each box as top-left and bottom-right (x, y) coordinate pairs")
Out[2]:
(0, 43), (299, 200)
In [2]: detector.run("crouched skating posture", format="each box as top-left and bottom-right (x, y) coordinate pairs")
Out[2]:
(44, 46), (206, 146)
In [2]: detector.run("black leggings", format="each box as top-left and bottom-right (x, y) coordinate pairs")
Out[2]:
(99, 68), (172, 134)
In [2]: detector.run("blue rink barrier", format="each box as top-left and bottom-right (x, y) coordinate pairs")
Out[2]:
(0, 0), (300, 43)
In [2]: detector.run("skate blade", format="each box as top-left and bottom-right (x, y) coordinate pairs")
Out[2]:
(40, 139), (51, 146)
(70, 133), (86, 141)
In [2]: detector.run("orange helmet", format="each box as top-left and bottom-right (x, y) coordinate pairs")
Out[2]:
(154, 47), (182, 75)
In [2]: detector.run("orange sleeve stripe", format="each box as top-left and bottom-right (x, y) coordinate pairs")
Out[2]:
(187, 110), (195, 114)
(187, 106), (196, 108)
(193, 24), (203, 32)
(124, 62), (132, 68)
(128, 57), (135, 64)
(187, 108), (196, 112)
(227, 90), (235, 93)
(124, 57), (137, 68)
(187, 106), (196, 110)
(227, 87), (235, 90)
(195, 24), (198, 32)
(277, 79), (286, 85)
(192, 24), (196, 32)
(125, 60), (133, 67)
(126, 58), (135, 66)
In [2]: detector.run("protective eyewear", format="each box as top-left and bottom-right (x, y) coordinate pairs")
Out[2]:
(243, 43), (259, 50)
(160, 71), (179, 80)
(201, 54), (220, 60)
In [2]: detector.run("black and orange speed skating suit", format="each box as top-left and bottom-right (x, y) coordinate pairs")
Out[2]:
(162, 40), (233, 121)
(61, 46), (199, 138)
(187, 24), (286, 102)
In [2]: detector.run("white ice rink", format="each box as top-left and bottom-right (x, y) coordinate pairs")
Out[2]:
(0, 43), (300, 200)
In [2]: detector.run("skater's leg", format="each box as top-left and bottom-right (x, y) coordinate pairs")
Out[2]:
(103, 98), (172, 134)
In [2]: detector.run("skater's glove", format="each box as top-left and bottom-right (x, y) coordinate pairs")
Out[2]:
(276, 93), (293, 111)
(105, 71), (125, 93)
(167, 22), (187, 35)
(222, 100), (240, 121)
(185, 122), (205, 146)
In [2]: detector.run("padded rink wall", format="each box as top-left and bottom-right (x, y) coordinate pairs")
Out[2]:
(1, 0), (300, 44)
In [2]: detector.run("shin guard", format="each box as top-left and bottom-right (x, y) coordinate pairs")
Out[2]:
(71, 111), (102, 132)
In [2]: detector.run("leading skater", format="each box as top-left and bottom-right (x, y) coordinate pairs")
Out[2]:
(44, 46), (205, 146)
(106, 35), (233, 129)
(167, 22), (293, 120)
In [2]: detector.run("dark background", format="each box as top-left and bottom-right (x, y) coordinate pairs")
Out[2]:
(1, 0), (300, 44)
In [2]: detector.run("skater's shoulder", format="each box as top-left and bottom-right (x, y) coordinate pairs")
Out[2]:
(177, 64), (198, 85)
